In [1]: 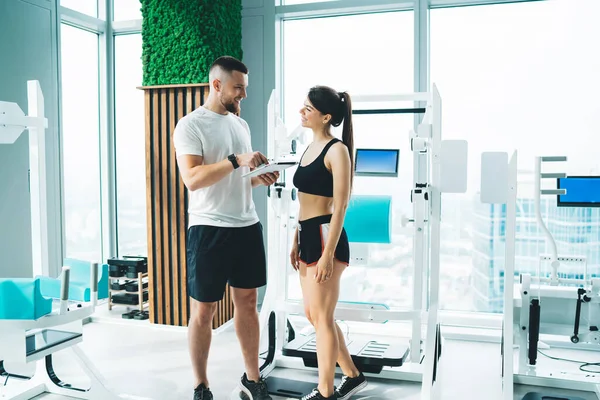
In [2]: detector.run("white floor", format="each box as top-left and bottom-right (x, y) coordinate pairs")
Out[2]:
(1, 312), (598, 400)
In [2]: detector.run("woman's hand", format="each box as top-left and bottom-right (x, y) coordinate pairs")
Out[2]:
(315, 254), (334, 283)
(290, 245), (300, 271)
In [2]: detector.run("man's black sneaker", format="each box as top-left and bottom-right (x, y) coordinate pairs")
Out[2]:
(335, 372), (367, 400)
(239, 373), (272, 400)
(300, 388), (337, 400)
(193, 383), (213, 400)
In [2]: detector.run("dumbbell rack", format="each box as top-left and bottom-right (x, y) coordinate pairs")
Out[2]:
(108, 272), (149, 313)
(107, 257), (149, 319)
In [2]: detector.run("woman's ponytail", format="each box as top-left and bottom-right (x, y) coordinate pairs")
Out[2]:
(339, 92), (354, 188)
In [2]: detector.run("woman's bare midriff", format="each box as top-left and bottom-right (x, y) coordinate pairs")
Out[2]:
(297, 192), (334, 221)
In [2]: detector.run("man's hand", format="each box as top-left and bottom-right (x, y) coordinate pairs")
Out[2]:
(257, 171), (279, 186)
(237, 151), (268, 170)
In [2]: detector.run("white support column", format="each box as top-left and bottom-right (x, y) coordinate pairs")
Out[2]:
(420, 84), (442, 400)
(502, 151), (518, 400)
(427, 85), (442, 327)
(411, 185), (425, 363)
(27, 81), (50, 277)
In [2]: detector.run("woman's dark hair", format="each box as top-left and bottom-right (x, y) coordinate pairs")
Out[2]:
(307, 85), (354, 186)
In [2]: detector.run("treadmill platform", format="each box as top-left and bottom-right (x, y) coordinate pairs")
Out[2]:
(283, 335), (409, 374)
(262, 377), (317, 399)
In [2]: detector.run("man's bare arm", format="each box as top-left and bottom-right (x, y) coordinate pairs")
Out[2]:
(176, 151), (269, 191)
(177, 155), (233, 191)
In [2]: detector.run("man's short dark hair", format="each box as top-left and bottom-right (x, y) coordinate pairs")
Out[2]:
(210, 56), (248, 76)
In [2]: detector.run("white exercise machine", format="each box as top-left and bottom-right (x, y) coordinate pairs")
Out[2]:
(0, 80), (49, 278)
(500, 155), (600, 400)
(253, 85), (468, 399)
(0, 264), (119, 400)
(0, 81), (122, 400)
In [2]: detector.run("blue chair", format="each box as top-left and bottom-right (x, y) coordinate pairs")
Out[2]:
(37, 259), (109, 302)
(0, 278), (52, 320)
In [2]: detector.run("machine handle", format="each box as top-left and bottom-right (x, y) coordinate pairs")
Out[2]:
(60, 266), (70, 314)
(91, 262), (99, 306)
(528, 299), (540, 365)
(572, 288), (587, 343)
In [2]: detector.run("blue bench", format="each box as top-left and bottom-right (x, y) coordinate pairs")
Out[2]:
(0, 278), (52, 320)
(36, 259), (109, 302)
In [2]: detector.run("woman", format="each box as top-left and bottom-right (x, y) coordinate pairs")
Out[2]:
(290, 86), (367, 400)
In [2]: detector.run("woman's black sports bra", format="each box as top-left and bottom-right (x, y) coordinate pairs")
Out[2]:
(293, 138), (340, 198)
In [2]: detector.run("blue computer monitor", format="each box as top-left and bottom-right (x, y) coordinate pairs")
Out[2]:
(355, 148), (399, 177)
(557, 176), (600, 207)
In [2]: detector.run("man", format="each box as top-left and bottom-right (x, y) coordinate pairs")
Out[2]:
(173, 56), (277, 400)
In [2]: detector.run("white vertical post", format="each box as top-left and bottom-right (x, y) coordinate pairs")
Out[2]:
(502, 151), (518, 400)
(411, 177), (424, 364)
(27, 80), (50, 277)
(421, 84), (442, 400)
(428, 84), (442, 333)
(277, 193), (291, 353)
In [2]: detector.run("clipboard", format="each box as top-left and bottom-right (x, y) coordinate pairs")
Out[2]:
(242, 161), (298, 178)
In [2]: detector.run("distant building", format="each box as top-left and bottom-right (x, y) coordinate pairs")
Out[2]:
(470, 190), (600, 313)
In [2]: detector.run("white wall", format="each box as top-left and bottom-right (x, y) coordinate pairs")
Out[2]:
(0, 0), (62, 278)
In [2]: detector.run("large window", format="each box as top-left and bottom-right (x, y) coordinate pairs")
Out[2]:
(60, 0), (97, 17)
(60, 24), (102, 261)
(431, 0), (600, 313)
(283, 11), (414, 128)
(282, 11), (414, 307)
(114, 34), (147, 257)
(113, 0), (142, 21)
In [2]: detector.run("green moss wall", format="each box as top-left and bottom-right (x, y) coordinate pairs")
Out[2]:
(141, 0), (243, 86)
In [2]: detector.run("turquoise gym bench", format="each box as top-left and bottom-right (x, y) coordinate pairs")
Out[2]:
(36, 258), (109, 302)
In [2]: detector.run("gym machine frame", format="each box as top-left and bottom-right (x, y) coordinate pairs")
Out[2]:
(256, 84), (465, 399)
(502, 156), (600, 399)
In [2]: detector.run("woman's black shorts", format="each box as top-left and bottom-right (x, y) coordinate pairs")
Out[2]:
(298, 214), (350, 267)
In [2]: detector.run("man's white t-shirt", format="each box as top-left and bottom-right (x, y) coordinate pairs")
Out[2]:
(173, 106), (259, 228)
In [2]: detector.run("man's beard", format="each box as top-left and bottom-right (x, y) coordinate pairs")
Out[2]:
(221, 96), (240, 114)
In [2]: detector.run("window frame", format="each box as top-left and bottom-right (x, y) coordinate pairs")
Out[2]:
(59, 0), (143, 264)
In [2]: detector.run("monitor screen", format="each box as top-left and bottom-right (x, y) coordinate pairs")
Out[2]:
(557, 176), (600, 207)
(355, 149), (399, 177)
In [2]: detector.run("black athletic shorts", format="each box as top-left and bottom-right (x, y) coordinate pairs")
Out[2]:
(298, 214), (350, 267)
(186, 222), (267, 302)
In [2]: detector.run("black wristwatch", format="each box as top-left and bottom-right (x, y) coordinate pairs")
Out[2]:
(228, 154), (239, 169)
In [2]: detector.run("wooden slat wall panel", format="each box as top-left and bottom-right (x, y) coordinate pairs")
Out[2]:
(144, 91), (155, 324)
(168, 90), (179, 327)
(152, 92), (163, 324)
(143, 84), (235, 327)
(176, 89), (187, 326)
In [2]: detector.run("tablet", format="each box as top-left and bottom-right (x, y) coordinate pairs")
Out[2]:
(242, 161), (298, 178)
